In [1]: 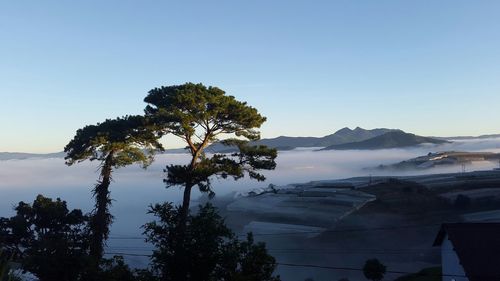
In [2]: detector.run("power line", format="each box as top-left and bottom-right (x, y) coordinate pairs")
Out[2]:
(108, 222), (443, 240)
(102, 252), (472, 279)
(275, 262), (464, 277)
(277, 262), (500, 279)
(105, 252), (151, 257)
(106, 246), (440, 254)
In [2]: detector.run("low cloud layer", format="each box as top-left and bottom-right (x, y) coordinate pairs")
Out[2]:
(2, 138), (500, 212)
(1, 138), (500, 261)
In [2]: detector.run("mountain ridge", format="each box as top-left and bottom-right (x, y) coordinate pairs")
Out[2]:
(207, 127), (398, 152)
(321, 131), (449, 150)
(3, 128), (497, 160)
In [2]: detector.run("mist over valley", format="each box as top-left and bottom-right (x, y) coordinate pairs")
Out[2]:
(2, 135), (500, 280)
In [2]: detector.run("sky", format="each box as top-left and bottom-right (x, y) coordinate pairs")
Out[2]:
(1, 0), (500, 153)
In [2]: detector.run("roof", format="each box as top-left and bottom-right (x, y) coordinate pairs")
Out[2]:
(433, 223), (500, 281)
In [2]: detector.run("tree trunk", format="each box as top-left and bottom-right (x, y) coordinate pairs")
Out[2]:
(178, 151), (199, 225)
(179, 183), (193, 224)
(172, 182), (193, 281)
(170, 149), (203, 281)
(89, 152), (114, 266)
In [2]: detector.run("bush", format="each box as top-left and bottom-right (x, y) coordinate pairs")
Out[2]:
(363, 259), (386, 281)
(0, 195), (90, 281)
(143, 203), (281, 281)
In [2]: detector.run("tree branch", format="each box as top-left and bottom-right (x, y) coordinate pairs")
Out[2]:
(185, 135), (197, 156)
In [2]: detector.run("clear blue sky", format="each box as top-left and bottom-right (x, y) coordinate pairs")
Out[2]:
(1, 1), (500, 152)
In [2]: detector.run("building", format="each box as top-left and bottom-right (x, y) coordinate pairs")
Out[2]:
(433, 223), (500, 281)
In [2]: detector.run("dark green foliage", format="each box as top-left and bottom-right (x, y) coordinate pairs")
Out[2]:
(144, 83), (277, 221)
(98, 256), (152, 281)
(164, 144), (277, 196)
(143, 203), (280, 281)
(144, 203), (230, 281)
(0, 249), (11, 281)
(144, 83), (266, 142)
(99, 256), (135, 281)
(0, 195), (90, 281)
(363, 259), (386, 281)
(65, 115), (163, 168)
(64, 115), (164, 262)
(216, 233), (280, 281)
(0, 196), (156, 281)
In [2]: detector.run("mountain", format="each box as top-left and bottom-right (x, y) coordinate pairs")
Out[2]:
(0, 127), (462, 160)
(207, 127), (397, 152)
(322, 131), (449, 150)
(375, 151), (500, 170)
(0, 152), (65, 160)
(434, 134), (500, 140)
(314, 127), (400, 147)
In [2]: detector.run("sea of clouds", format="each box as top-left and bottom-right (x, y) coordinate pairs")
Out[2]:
(1, 137), (500, 267)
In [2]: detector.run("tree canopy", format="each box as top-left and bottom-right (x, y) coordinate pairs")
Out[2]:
(363, 259), (386, 281)
(144, 83), (266, 148)
(64, 115), (163, 168)
(0, 195), (90, 281)
(64, 114), (164, 265)
(143, 83), (277, 220)
(143, 203), (281, 281)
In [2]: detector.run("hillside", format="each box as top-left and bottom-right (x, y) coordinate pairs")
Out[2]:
(375, 151), (500, 170)
(322, 131), (448, 150)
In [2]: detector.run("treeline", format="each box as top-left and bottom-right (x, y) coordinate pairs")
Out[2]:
(0, 83), (279, 281)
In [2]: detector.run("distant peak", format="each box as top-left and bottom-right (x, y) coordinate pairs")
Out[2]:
(335, 127), (353, 133)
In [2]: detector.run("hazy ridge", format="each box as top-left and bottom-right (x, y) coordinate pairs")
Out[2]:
(322, 131), (448, 150)
(2, 127), (498, 160)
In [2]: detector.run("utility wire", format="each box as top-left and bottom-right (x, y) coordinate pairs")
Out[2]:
(103, 252), (474, 279)
(108, 222), (443, 240)
(106, 245), (441, 253)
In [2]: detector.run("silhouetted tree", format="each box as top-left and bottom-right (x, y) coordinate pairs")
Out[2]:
(217, 233), (280, 281)
(98, 256), (147, 281)
(363, 259), (386, 281)
(0, 249), (11, 281)
(143, 203), (280, 281)
(144, 83), (277, 225)
(64, 115), (163, 264)
(0, 195), (90, 281)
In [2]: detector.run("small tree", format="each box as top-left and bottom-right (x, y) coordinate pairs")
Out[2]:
(144, 83), (277, 224)
(0, 195), (90, 281)
(363, 259), (386, 281)
(0, 249), (12, 281)
(218, 233), (280, 281)
(98, 256), (139, 281)
(143, 203), (280, 281)
(64, 115), (163, 263)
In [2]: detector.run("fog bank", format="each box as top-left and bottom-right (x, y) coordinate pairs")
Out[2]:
(1, 138), (500, 269)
